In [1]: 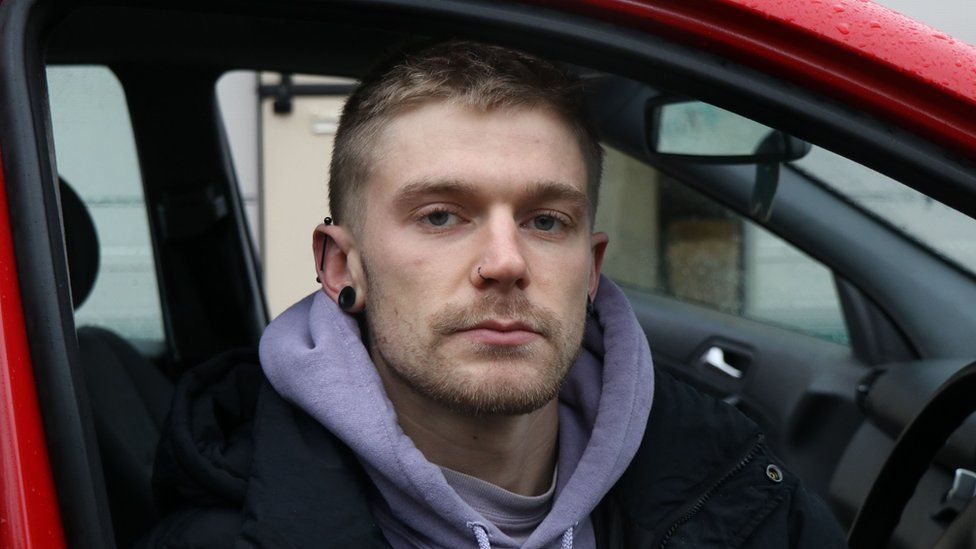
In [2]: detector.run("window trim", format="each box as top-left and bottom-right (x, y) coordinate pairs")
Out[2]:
(3, 1), (975, 546)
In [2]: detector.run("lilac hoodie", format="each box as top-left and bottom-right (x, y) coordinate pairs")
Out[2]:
(259, 276), (654, 548)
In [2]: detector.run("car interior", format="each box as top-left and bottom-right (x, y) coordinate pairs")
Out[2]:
(2, 1), (976, 548)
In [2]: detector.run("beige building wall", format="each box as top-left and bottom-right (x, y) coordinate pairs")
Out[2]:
(595, 147), (660, 292)
(260, 74), (352, 317)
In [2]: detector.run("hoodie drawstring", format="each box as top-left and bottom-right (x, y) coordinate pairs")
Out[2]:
(467, 522), (575, 549)
(560, 524), (574, 549)
(468, 522), (492, 549)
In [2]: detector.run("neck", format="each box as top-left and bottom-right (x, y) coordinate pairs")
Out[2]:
(373, 358), (559, 496)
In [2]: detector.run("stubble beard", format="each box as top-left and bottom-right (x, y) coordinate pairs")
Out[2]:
(364, 272), (585, 417)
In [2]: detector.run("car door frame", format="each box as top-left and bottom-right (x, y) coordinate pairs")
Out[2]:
(2, 1), (976, 548)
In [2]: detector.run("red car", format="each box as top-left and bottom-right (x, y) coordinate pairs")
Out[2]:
(1, 1), (975, 548)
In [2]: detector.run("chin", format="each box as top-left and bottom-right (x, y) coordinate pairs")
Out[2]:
(381, 338), (579, 417)
(439, 384), (560, 417)
(430, 358), (568, 417)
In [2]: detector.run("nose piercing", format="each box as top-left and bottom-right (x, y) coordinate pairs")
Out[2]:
(477, 266), (488, 281)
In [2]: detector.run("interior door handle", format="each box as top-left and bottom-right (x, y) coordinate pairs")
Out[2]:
(702, 346), (743, 379)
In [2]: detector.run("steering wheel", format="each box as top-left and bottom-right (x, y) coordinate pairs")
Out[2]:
(848, 361), (976, 549)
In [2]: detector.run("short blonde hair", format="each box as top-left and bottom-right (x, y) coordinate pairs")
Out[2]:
(328, 40), (603, 229)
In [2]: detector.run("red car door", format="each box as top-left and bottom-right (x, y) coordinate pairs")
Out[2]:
(1, 1), (974, 548)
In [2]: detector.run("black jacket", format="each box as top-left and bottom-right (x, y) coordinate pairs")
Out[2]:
(138, 348), (847, 548)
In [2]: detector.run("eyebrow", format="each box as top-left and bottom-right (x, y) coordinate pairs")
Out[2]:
(392, 178), (590, 212)
(523, 181), (590, 212)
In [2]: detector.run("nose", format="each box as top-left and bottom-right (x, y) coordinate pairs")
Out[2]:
(472, 213), (528, 290)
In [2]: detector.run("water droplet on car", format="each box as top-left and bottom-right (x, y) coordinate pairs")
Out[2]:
(836, 23), (850, 34)
(934, 33), (948, 40)
(869, 20), (882, 28)
(832, 3), (845, 11)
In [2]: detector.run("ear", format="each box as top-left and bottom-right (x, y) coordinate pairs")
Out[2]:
(313, 222), (367, 311)
(588, 231), (609, 300)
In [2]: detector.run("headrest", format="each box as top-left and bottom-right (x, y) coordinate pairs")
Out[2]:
(60, 178), (99, 309)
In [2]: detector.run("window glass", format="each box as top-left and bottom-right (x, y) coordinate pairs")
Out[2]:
(46, 65), (165, 347)
(791, 147), (976, 276)
(597, 146), (849, 344)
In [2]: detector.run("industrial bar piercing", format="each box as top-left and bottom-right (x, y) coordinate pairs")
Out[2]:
(316, 217), (333, 283)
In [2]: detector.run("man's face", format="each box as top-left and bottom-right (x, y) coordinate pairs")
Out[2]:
(357, 101), (606, 416)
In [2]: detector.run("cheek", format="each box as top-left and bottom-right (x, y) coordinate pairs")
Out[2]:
(367, 242), (452, 313)
(535, 243), (591, 281)
(530, 247), (592, 306)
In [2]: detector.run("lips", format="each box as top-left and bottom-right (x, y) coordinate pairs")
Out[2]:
(456, 319), (542, 345)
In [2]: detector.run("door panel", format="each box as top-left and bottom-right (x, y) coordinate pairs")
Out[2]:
(620, 286), (864, 499)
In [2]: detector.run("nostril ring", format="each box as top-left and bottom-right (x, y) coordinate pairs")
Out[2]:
(477, 266), (488, 281)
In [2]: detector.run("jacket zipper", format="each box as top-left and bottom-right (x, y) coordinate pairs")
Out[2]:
(657, 433), (766, 548)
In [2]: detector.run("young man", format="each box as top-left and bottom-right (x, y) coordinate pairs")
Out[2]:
(142, 42), (846, 548)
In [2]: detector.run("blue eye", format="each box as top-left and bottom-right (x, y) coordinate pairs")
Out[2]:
(419, 209), (462, 228)
(533, 215), (559, 231)
(427, 211), (452, 226)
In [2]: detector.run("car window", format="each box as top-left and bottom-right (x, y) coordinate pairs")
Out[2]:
(791, 147), (976, 277)
(46, 65), (166, 349)
(596, 146), (849, 344)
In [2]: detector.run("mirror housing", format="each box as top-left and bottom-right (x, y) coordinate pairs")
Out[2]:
(646, 98), (811, 164)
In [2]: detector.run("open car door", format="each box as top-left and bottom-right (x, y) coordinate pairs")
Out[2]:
(0, 1), (975, 548)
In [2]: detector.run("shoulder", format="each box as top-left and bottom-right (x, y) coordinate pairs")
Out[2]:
(612, 368), (766, 520)
(606, 368), (846, 547)
(141, 348), (263, 547)
(134, 507), (242, 549)
(643, 368), (765, 472)
(151, 347), (263, 512)
(143, 347), (386, 548)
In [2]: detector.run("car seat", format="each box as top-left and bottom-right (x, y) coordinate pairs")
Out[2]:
(61, 177), (175, 547)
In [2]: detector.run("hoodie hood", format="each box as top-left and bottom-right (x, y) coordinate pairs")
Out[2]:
(259, 276), (654, 549)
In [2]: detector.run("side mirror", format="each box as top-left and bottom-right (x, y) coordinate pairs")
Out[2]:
(646, 98), (811, 164)
(646, 98), (812, 222)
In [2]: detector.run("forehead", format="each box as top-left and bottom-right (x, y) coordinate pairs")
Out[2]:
(367, 102), (588, 198)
